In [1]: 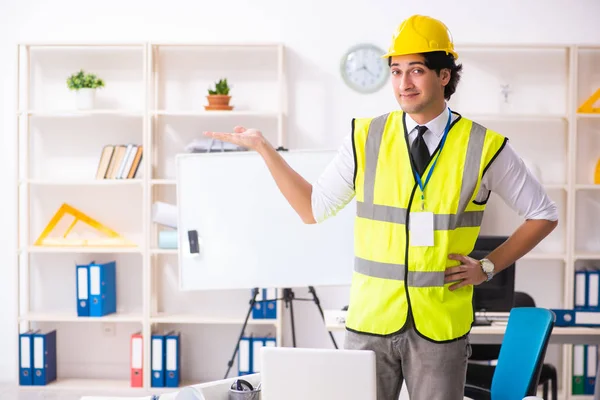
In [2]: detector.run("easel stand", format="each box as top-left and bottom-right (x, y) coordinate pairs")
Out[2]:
(224, 286), (339, 379)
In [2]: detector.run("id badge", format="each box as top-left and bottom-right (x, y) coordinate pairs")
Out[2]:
(410, 212), (434, 247)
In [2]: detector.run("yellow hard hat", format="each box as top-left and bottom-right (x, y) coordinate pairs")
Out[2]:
(382, 15), (458, 60)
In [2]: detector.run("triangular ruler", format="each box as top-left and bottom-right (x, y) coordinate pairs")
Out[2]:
(34, 203), (136, 247)
(578, 88), (600, 113)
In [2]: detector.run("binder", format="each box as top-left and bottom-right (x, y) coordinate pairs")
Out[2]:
(575, 270), (587, 310)
(130, 332), (143, 387)
(587, 269), (600, 311)
(32, 330), (57, 386)
(552, 309), (600, 327)
(252, 289), (265, 319)
(76, 263), (89, 317)
(238, 336), (252, 375)
(585, 344), (597, 395)
(265, 288), (277, 319)
(165, 331), (181, 387)
(264, 336), (277, 348)
(252, 338), (265, 373)
(151, 333), (165, 387)
(19, 330), (36, 385)
(573, 344), (585, 394)
(89, 261), (117, 317)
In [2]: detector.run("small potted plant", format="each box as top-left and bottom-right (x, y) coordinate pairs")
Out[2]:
(66, 69), (105, 110)
(205, 78), (233, 111)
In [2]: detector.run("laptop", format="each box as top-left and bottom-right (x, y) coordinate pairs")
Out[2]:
(260, 346), (377, 400)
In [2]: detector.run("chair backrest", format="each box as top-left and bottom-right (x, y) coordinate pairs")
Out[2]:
(491, 307), (555, 400)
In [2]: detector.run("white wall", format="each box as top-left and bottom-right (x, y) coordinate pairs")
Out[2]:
(1, 0), (600, 383)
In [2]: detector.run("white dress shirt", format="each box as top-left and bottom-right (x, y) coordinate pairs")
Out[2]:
(311, 106), (559, 223)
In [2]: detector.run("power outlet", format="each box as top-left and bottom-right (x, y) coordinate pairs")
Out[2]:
(102, 322), (116, 337)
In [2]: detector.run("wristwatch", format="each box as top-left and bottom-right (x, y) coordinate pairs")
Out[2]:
(479, 258), (495, 282)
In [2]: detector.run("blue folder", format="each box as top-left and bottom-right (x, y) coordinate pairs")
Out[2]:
(165, 331), (181, 387)
(76, 263), (90, 317)
(89, 261), (117, 317)
(32, 330), (57, 386)
(19, 329), (37, 385)
(151, 333), (165, 387)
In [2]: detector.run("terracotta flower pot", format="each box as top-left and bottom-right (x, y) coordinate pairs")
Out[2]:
(205, 95), (233, 111)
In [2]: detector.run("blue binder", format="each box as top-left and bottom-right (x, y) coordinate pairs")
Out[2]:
(575, 270), (587, 310)
(76, 263), (90, 317)
(165, 331), (180, 387)
(264, 288), (277, 319)
(585, 344), (597, 394)
(151, 333), (165, 387)
(89, 261), (117, 317)
(19, 330), (37, 385)
(252, 289), (265, 319)
(586, 269), (600, 311)
(32, 330), (57, 386)
(238, 336), (252, 375)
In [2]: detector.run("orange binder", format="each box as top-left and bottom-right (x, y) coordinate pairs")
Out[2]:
(130, 332), (143, 387)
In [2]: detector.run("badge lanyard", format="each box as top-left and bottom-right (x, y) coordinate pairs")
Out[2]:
(413, 108), (452, 211)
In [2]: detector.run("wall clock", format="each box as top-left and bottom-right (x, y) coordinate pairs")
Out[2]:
(340, 43), (389, 94)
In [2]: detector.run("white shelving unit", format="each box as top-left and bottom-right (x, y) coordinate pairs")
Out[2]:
(16, 42), (285, 393)
(448, 43), (600, 400)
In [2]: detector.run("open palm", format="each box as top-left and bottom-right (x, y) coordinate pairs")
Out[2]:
(203, 126), (266, 151)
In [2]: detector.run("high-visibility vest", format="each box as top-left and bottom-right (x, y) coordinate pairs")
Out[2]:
(345, 110), (507, 342)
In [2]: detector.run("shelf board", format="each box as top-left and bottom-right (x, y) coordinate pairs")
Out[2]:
(575, 184), (600, 190)
(577, 113), (600, 119)
(19, 110), (144, 117)
(150, 313), (277, 325)
(151, 179), (176, 185)
(24, 246), (142, 254)
(151, 248), (178, 255)
(154, 110), (279, 117)
(21, 179), (143, 186)
(521, 253), (566, 261)
(575, 253), (600, 260)
(18, 378), (139, 391)
(19, 311), (143, 323)
(543, 184), (568, 190)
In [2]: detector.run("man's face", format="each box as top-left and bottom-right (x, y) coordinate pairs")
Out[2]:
(390, 54), (449, 114)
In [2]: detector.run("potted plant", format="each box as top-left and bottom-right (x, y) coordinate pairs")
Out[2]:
(205, 78), (233, 111)
(66, 69), (105, 110)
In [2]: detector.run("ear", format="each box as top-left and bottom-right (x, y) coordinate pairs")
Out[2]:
(440, 69), (451, 86)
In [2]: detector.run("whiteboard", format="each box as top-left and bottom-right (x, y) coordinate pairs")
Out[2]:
(175, 150), (356, 291)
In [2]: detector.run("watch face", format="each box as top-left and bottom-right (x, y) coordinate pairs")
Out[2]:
(340, 44), (389, 94)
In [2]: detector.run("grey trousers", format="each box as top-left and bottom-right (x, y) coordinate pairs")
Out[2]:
(344, 317), (471, 400)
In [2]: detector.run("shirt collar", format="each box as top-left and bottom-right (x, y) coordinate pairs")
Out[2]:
(405, 105), (450, 138)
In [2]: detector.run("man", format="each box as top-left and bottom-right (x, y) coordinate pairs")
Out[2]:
(204, 14), (558, 400)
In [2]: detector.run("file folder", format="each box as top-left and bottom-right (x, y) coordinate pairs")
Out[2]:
(151, 333), (165, 388)
(252, 338), (265, 373)
(19, 330), (36, 385)
(265, 288), (277, 319)
(76, 263), (89, 317)
(552, 309), (600, 327)
(586, 344), (597, 395)
(238, 336), (252, 376)
(264, 336), (276, 348)
(575, 270), (587, 310)
(587, 269), (600, 311)
(573, 344), (585, 394)
(165, 331), (180, 388)
(130, 332), (143, 387)
(32, 330), (57, 386)
(89, 261), (117, 317)
(252, 289), (265, 319)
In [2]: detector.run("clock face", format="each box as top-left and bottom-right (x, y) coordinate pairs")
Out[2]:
(340, 44), (389, 94)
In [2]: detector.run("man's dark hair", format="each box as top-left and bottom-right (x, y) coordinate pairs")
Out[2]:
(388, 51), (463, 100)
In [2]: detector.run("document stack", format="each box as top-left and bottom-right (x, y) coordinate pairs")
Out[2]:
(18, 329), (57, 386)
(552, 268), (600, 327)
(76, 261), (117, 317)
(238, 335), (277, 376)
(251, 288), (277, 320)
(150, 331), (181, 388)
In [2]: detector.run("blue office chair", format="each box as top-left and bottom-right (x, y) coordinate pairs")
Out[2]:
(464, 307), (556, 400)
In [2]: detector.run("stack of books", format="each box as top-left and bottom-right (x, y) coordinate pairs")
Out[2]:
(95, 144), (143, 179)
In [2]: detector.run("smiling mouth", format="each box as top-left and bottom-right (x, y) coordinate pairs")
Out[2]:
(400, 93), (420, 98)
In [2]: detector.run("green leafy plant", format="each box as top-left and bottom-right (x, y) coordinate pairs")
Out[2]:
(66, 69), (105, 91)
(208, 78), (231, 95)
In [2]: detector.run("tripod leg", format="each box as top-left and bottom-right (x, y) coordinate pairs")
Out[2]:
(224, 287), (259, 379)
(289, 293), (296, 347)
(308, 286), (339, 349)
